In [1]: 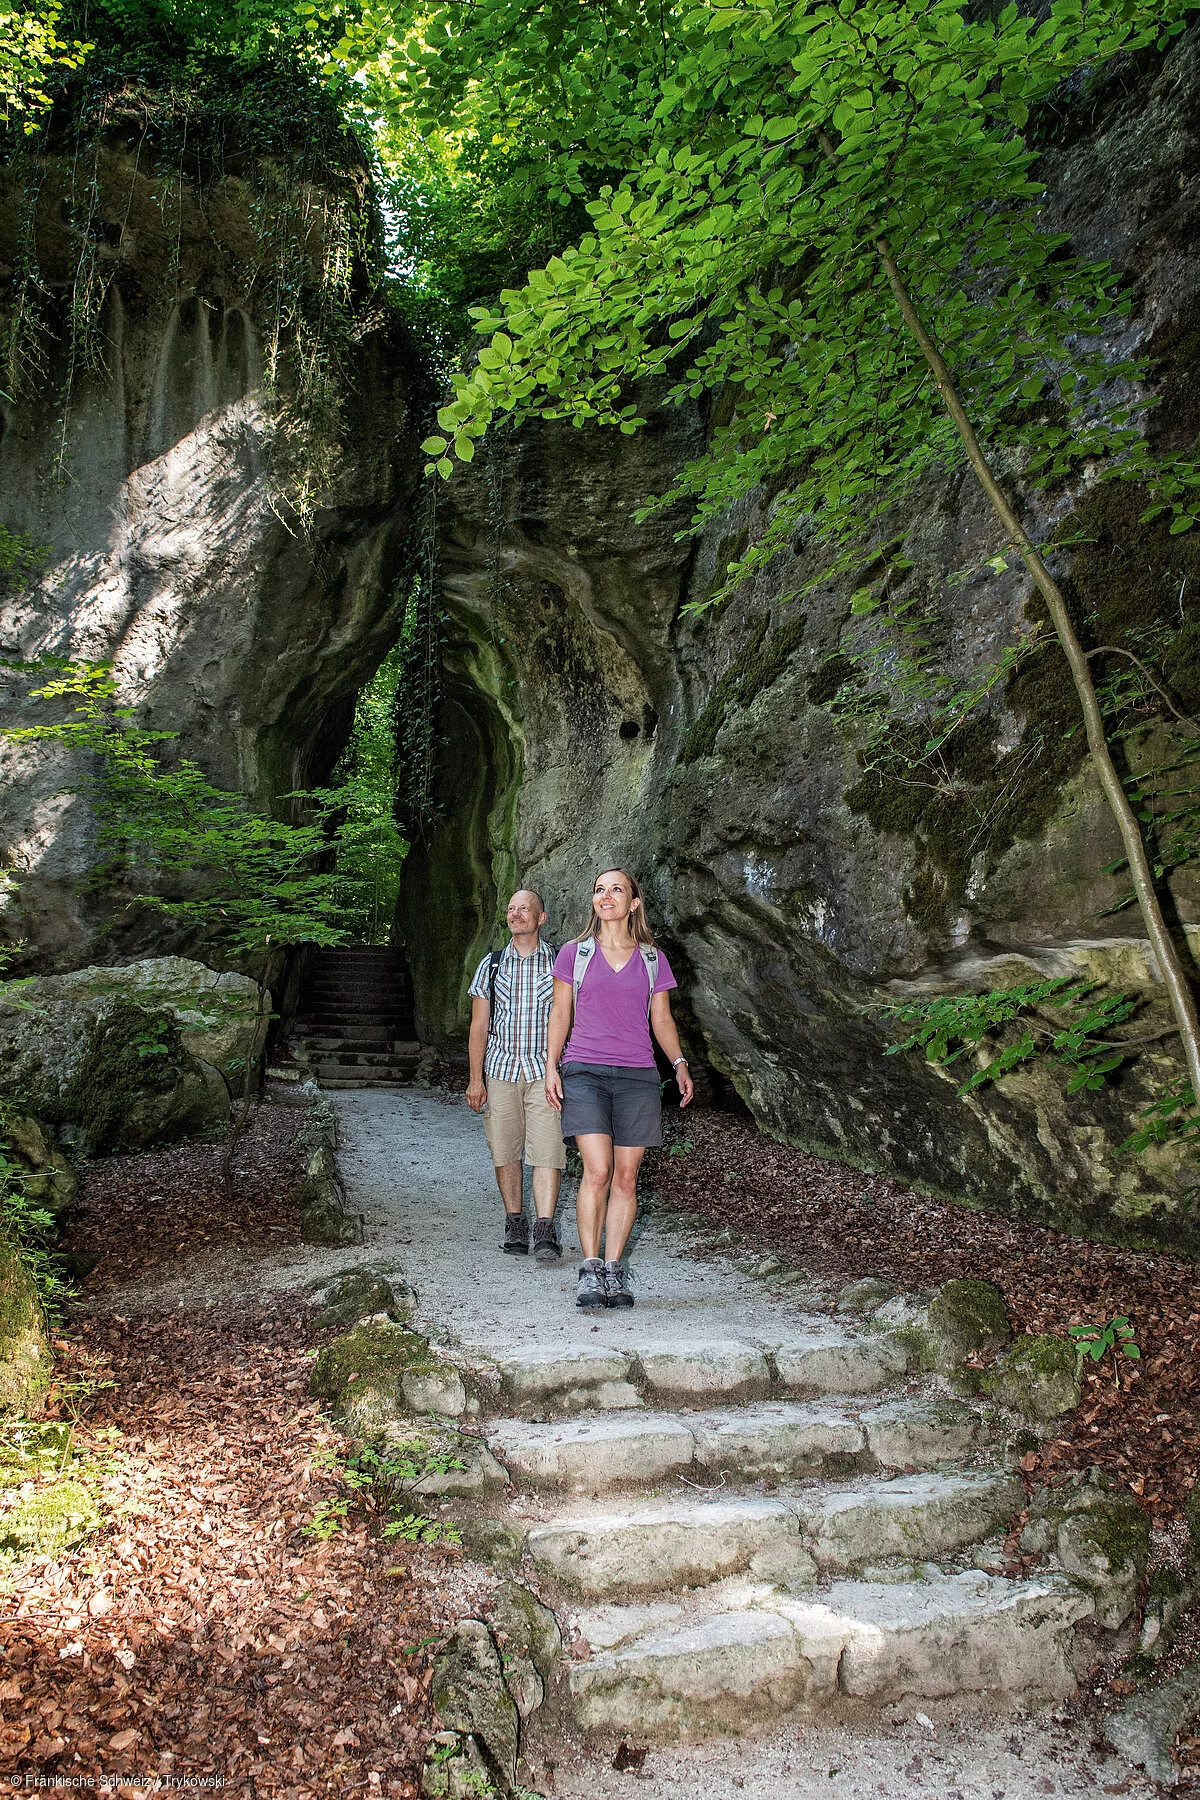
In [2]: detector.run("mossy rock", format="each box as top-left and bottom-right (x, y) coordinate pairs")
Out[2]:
(459, 1518), (524, 1571)
(428, 1619), (518, 1791)
(297, 1175), (364, 1248)
(1056, 1496), (1150, 1629)
(3, 1113), (76, 1220)
(0, 1238), (51, 1417)
(490, 1580), (562, 1681)
(904, 1279), (1010, 1384)
(310, 1321), (467, 1429)
(980, 1333), (1081, 1421)
(312, 1270), (415, 1330)
(0, 1479), (100, 1556)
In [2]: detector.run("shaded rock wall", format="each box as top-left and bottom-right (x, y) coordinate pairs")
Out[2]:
(409, 30), (1200, 1251)
(0, 95), (428, 968)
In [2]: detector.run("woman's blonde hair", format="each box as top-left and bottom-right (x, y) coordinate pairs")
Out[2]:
(576, 867), (658, 947)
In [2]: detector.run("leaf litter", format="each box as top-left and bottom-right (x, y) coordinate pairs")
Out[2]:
(0, 1100), (464, 1795)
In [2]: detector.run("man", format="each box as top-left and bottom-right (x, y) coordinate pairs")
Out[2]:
(466, 888), (565, 1262)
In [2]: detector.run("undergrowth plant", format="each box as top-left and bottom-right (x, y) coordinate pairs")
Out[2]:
(0, 1141), (71, 1324)
(1069, 1315), (1142, 1384)
(307, 1433), (464, 1543)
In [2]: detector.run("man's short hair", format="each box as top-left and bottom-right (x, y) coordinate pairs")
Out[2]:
(511, 886), (544, 913)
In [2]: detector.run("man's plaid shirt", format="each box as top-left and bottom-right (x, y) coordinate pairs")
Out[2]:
(468, 940), (557, 1081)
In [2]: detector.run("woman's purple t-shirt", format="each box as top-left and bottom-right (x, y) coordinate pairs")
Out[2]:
(553, 941), (677, 1068)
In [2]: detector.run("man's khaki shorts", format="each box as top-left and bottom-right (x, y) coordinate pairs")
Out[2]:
(482, 1076), (566, 1169)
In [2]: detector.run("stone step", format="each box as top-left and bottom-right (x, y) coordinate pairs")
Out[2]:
(483, 1398), (983, 1494)
(318, 1076), (413, 1090)
(474, 1333), (909, 1416)
(525, 1470), (1022, 1597)
(567, 1571), (1093, 1739)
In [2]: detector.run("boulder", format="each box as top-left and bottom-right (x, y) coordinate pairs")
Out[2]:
(902, 1280), (1011, 1387)
(310, 1319), (469, 1428)
(312, 1269), (417, 1330)
(0, 972), (233, 1156)
(981, 1333), (1081, 1421)
(837, 1277), (899, 1315)
(1104, 1659), (1200, 1788)
(3, 1112), (76, 1219)
(0, 1238), (51, 1416)
(297, 1172), (364, 1248)
(428, 1619), (519, 1791)
(1020, 1469), (1149, 1628)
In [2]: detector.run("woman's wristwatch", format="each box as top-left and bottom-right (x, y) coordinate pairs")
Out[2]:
(672, 1057), (688, 1069)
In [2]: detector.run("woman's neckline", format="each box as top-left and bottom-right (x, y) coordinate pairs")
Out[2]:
(597, 939), (637, 975)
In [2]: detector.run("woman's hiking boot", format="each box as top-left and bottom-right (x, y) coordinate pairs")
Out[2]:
(602, 1260), (634, 1308)
(503, 1212), (529, 1255)
(532, 1218), (562, 1265)
(576, 1257), (606, 1308)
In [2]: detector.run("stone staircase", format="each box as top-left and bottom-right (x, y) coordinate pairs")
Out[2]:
(289, 946), (421, 1090)
(421, 1318), (1126, 1757)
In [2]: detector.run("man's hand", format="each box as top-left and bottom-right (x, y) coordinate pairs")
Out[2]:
(466, 1077), (487, 1113)
(545, 1068), (564, 1113)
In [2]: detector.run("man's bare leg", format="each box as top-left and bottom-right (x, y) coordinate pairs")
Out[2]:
(532, 1166), (561, 1219)
(495, 1161), (523, 1214)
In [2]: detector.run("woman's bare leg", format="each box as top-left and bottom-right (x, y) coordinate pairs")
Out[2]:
(575, 1133), (614, 1259)
(602, 1145), (647, 1263)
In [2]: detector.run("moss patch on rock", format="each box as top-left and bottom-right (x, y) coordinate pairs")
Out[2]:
(981, 1332), (1081, 1420)
(905, 1278), (1011, 1383)
(310, 1321), (467, 1431)
(680, 611), (807, 762)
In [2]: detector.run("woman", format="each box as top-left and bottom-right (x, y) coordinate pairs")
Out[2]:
(545, 868), (694, 1309)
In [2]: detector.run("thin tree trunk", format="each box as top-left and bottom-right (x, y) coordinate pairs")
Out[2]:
(221, 975), (266, 1194)
(872, 234), (1200, 1106)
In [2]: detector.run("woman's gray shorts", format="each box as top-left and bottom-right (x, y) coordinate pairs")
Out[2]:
(560, 1062), (663, 1148)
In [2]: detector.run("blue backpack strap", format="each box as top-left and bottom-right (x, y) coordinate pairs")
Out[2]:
(640, 945), (659, 1017)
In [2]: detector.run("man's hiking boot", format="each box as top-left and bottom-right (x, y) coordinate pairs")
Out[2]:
(602, 1259), (634, 1308)
(532, 1218), (562, 1265)
(503, 1212), (529, 1255)
(576, 1257), (606, 1308)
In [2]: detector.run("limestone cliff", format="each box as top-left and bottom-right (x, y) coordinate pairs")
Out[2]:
(0, 67), (428, 967)
(408, 30), (1200, 1252)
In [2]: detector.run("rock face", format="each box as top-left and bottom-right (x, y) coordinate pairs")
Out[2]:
(0, 83), (428, 970)
(404, 28), (1200, 1252)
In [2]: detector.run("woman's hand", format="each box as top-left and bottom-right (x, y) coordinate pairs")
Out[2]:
(676, 1062), (694, 1107)
(545, 1067), (564, 1113)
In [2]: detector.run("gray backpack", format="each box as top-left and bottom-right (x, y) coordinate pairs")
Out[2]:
(571, 938), (659, 1016)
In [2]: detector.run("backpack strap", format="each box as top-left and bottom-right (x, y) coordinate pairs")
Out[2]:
(571, 938), (595, 1000)
(485, 948), (504, 1037)
(640, 945), (659, 1017)
(572, 939), (658, 1019)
